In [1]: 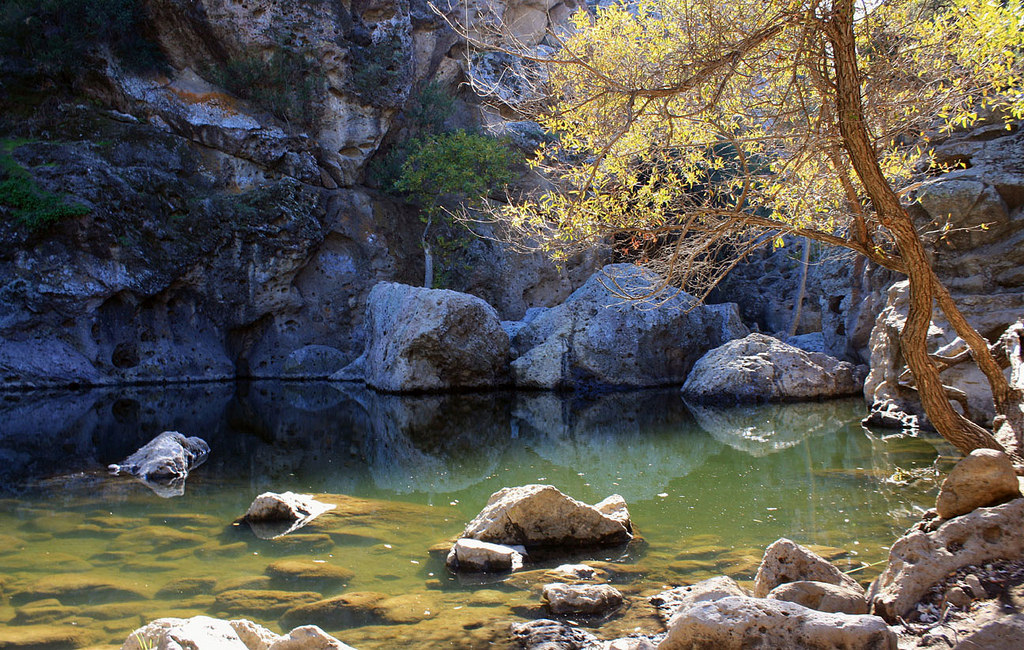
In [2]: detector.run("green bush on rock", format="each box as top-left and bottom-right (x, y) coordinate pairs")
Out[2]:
(0, 148), (89, 231)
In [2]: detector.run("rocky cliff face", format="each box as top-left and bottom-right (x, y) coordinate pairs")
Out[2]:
(0, 0), (595, 388)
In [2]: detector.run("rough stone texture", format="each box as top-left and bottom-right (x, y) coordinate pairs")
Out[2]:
(509, 264), (748, 390)
(509, 619), (602, 650)
(753, 538), (864, 598)
(108, 431), (209, 498)
(461, 485), (632, 549)
(936, 449), (1022, 519)
(242, 492), (335, 539)
(681, 333), (865, 404)
(649, 576), (750, 625)
(541, 583), (623, 616)
(864, 281), (1022, 428)
(445, 538), (525, 573)
(766, 580), (869, 615)
(708, 236), (824, 336)
(335, 282), (511, 392)
(869, 498), (1024, 622)
(659, 596), (896, 650)
(120, 615), (356, 650)
(951, 607), (1024, 649)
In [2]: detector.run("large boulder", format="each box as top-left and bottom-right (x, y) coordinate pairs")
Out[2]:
(869, 498), (1024, 621)
(509, 264), (748, 390)
(936, 449), (1022, 519)
(108, 431), (209, 498)
(659, 596), (896, 650)
(460, 485), (632, 549)
(681, 334), (865, 404)
(753, 538), (864, 598)
(335, 282), (510, 392)
(121, 615), (356, 650)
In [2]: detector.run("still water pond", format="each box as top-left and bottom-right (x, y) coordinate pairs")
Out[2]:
(0, 382), (951, 649)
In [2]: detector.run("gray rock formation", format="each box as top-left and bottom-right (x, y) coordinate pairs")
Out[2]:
(122, 615), (356, 650)
(335, 282), (511, 392)
(753, 538), (864, 598)
(460, 484), (632, 549)
(869, 498), (1024, 621)
(659, 596), (896, 650)
(108, 431), (209, 498)
(864, 281), (1022, 429)
(766, 580), (868, 615)
(681, 333), (865, 404)
(936, 449), (1022, 519)
(509, 264), (748, 390)
(541, 583), (623, 616)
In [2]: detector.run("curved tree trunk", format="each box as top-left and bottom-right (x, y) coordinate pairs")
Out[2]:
(827, 0), (1003, 456)
(788, 237), (811, 338)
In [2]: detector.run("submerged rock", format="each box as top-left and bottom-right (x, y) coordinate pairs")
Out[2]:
(659, 596), (896, 650)
(509, 264), (748, 390)
(509, 619), (602, 650)
(542, 583), (623, 616)
(121, 615), (357, 650)
(935, 449), (1021, 519)
(108, 431), (209, 498)
(681, 333), (864, 404)
(241, 492), (335, 539)
(460, 485), (632, 549)
(335, 282), (510, 392)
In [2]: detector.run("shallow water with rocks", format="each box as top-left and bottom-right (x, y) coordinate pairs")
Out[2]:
(0, 382), (952, 649)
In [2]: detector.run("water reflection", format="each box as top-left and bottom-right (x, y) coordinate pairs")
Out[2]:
(0, 382), (913, 505)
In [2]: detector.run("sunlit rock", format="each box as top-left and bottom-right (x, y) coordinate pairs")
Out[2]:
(681, 333), (864, 404)
(242, 492), (335, 539)
(121, 615), (357, 650)
(461, 484), (632, 549)
(649, 576), (750, 625)
(766, 580), (868, 615)
(660, 596), (895, 650)
(542, 583), (623, 616)
(935, 449), (1021, 519)
(753, 538), (864, 598)
(445, 539), (524, 573)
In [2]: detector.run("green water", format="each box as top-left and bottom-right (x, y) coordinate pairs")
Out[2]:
(0, 383), (952, 649)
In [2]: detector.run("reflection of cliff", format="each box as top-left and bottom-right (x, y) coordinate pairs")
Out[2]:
(341, 387), (513, 494)
(685, 398), (865, 457)
(513, 390), (723, 502)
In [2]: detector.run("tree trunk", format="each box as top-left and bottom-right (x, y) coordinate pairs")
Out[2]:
(826, 0), (1003, 456)
(422, 213), (435, 289)
(788, 238), (811, 339)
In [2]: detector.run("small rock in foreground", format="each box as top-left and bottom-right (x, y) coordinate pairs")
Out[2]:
(935, 449), (1021, 519)
(446, 539), (525, 573)
(542, 583), (623, 616)
(753, 538), (863, 598)
(121, 615), (357, 650)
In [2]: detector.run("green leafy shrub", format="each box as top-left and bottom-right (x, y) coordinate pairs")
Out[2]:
(395, 131), (520, 214)
(207, 47), (325, 128)
(0, 0), (163, 79)
(0, 153), (89, 231)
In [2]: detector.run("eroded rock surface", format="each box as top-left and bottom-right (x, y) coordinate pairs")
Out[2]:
(649, 576), (750, 625)
(659, 596), (896, 650)
(869, 498), (1024, 621)
(541, 583), (623, 616)
(766, 580), (868, 615)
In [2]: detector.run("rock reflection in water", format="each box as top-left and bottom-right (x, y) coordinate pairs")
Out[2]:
(514, 390), (722, 502)
(684, 399), (860, 457)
